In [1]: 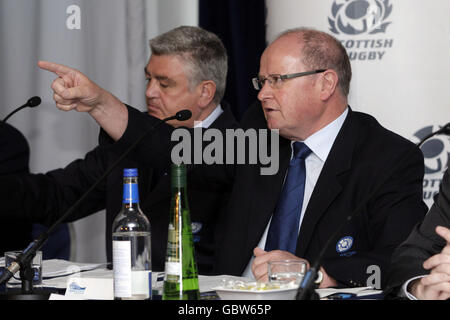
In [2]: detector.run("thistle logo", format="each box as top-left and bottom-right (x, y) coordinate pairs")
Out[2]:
(328, 0), (394, 61)
(336, 236), (353, 253)
(414, 125), (450, 175)
(329, 0), (392, 35)
(413, 125), (450, 205)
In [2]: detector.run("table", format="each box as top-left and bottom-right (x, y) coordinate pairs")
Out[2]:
(1, 259), (383, 300)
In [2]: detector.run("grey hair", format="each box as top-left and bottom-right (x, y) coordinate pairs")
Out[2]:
(276, 27), (352, 97)
(149, 26), (228, 105)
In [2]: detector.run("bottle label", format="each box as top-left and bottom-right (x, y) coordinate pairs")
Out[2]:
(165, 261), (182, 277)
(131, 270), (151, 298)
(166, 225), (179, 251)
(123, 183), (139, 203)
(113, 240), (132, 298)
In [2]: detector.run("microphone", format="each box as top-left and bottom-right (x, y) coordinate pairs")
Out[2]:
(296, 144), (420, 300)
(175, 109), (192, 121)
(0, 108), (192, 289)
(26, 96), (42, 108)
(417, 123), (450, 147)
(2, 96), (41, 123)
(162, 109), (192, 122)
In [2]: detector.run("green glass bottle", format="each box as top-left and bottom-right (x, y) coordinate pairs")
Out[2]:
(162, 164), (200, 300)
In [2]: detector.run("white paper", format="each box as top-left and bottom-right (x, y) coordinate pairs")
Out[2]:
(112, 240), (132, 298)
(42, 259), (106, 278)
(164, 261), (181, 276)
(65, 277), (114, 300)
(131, 270), (151, 297)
(49, 294), (73, 300)
(316, 286), (383, 299)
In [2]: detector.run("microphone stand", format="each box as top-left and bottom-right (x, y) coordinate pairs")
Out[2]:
(416, 123), (450, 147)
(0, 110), (191, 299)
(295, 217), (353, 300)
(0, 96), (44, 299)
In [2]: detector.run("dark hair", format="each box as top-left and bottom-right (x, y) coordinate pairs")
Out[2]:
(150, 26), (228, 105)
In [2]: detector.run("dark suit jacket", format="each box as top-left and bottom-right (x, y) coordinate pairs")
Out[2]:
(0, 104), (238, 274)
(384, 167), (450, 298)
(0, 122), (29, 175)
(0, 122), (32, 255)
(214, 103), (428, 288)
(86, 102), (427, 287)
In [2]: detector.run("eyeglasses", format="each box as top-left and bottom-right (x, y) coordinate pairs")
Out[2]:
(252, 69), (327, 90)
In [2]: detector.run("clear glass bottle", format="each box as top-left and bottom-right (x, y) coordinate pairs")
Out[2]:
(112, 168), (151, 300)
(162, 164), (200, 300)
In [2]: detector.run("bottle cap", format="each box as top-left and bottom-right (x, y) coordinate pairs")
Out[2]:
(123, 168), (138, 177)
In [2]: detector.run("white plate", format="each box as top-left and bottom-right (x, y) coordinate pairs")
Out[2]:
(212, 286), (298, 300)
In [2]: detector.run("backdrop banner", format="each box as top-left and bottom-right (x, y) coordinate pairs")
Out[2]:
(266, 0), (450, 208)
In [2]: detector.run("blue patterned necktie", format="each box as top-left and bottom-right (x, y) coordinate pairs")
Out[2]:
(265, 142), (311, 254)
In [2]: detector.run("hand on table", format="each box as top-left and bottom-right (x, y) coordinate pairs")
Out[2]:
(251, 247), (307, 283)
(410, 226), (450, 300)
(251, 247), (338, 288)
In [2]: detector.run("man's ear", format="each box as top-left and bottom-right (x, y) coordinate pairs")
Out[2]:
(198, 80), (217, 108)
(319, 69), (339, 101)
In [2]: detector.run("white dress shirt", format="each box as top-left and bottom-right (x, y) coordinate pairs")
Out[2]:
(401, 275), (425, 300)
(242, 108), (349, 278)
(194, 104), (223, 128)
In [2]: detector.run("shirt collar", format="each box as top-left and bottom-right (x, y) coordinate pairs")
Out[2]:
(193, 104), (223, 128)
(296, 107), (349, 162)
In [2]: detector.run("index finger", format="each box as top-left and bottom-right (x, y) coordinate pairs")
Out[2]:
(38, 60), (77, 77)
(253, 249), (271, 267)
(253, 247), (266, 257)
(436, 226), (450, 244)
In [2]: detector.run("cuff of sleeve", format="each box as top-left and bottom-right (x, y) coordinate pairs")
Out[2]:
(402, 275), (426, 300)
(320, 258), (370, 288)
(98, 104), (160, 154)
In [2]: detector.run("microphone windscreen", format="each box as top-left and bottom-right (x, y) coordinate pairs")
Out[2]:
(27, 96), (42, 108)
(176, 109), (192, 121)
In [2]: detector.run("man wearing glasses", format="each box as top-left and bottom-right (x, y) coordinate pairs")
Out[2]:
(34, 27), (427, 290)
(214, 28), (427, 289)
